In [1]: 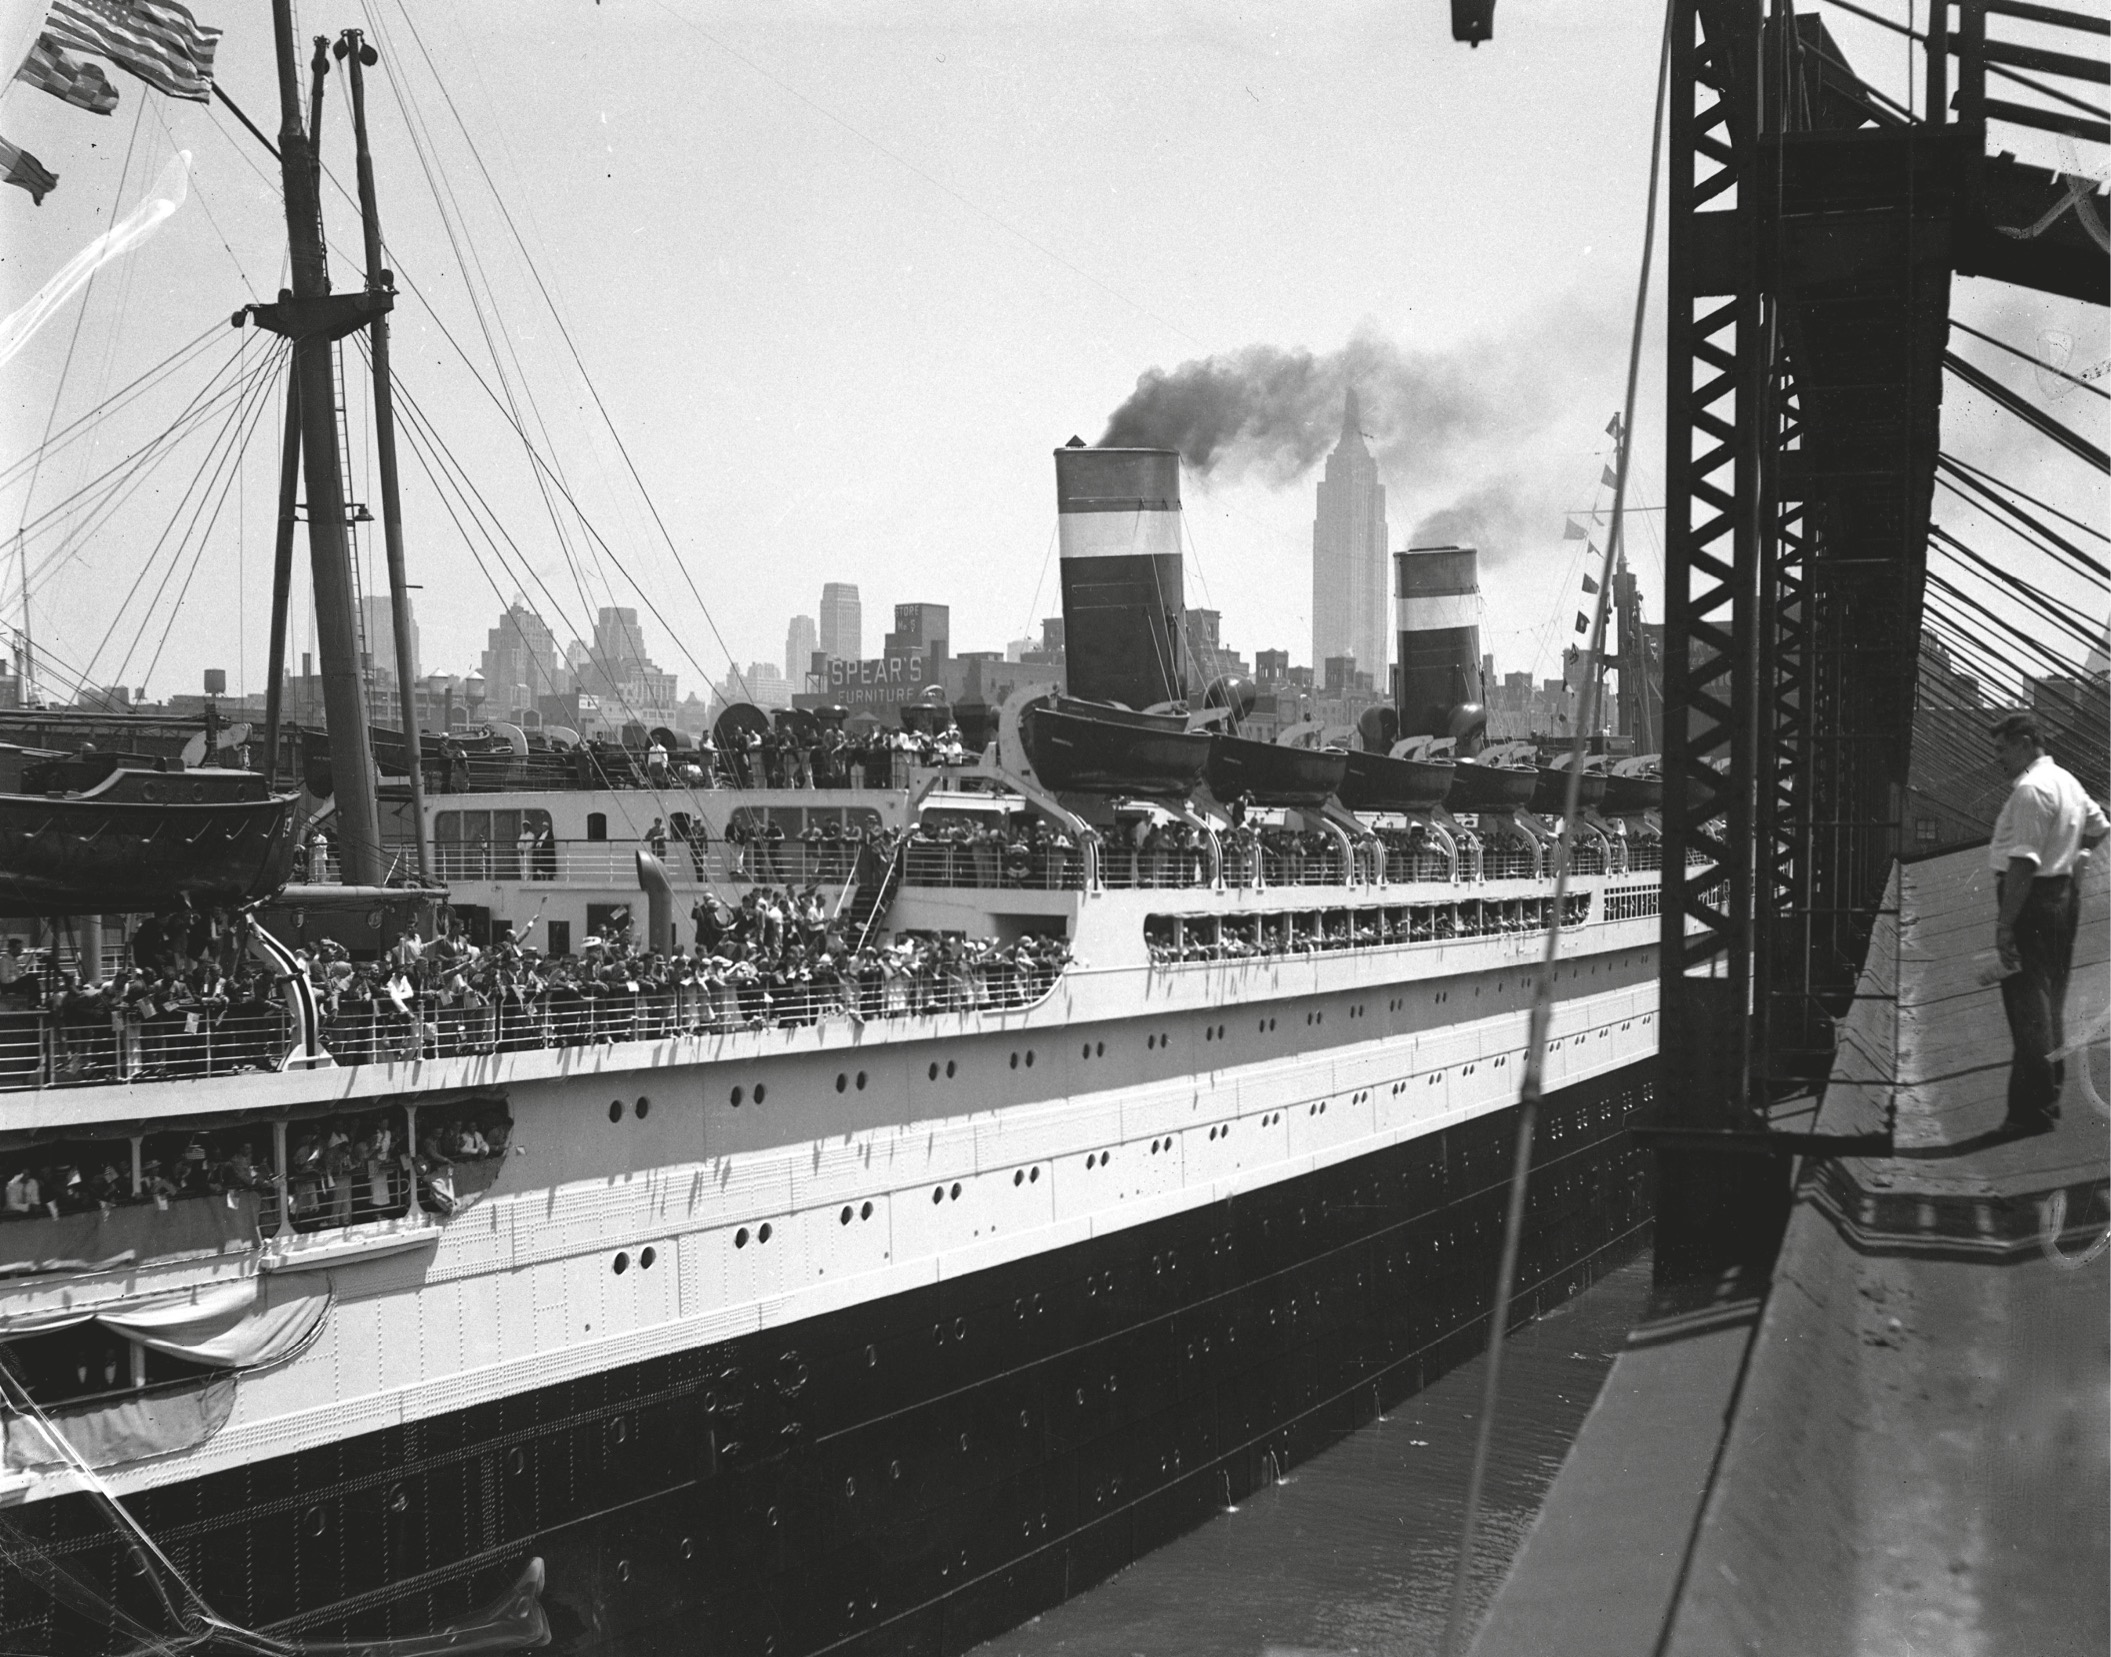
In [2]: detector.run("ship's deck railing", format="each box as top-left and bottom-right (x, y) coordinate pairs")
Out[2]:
(0, 964), (1072, 1093)
(900, 844), (1087, 892)
(313, 841), (870, 890)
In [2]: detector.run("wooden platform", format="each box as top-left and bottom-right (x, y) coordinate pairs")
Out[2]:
(1473, 846), (2110, 1656)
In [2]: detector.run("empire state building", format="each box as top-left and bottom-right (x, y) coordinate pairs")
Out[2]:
(1311, 390), (1388, 688)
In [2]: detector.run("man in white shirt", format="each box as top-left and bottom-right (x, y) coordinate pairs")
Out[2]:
(1989, 714), (2109, 1134)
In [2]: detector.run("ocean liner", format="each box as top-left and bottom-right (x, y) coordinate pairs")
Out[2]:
(0, 16), (1674, 1656)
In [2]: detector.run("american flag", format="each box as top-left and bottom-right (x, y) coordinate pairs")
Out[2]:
(15, 34), (121, 115)
(42, 0), (221, 104)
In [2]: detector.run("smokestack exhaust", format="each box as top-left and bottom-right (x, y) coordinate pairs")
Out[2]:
(1054, 444), (1187, 712)
(1395, 545), (1483, 739)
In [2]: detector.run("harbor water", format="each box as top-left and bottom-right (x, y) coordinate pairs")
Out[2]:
(971, 1254), (1656, 1657)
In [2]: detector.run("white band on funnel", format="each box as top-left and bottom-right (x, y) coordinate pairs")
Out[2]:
(1398, 593), (1481, 632)
(1058, 509), (1184, 562)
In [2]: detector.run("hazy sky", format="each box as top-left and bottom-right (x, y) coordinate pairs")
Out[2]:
(1, 1), (2102, 710)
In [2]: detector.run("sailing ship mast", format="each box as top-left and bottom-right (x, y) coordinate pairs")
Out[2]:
(248, 0), (385, 885)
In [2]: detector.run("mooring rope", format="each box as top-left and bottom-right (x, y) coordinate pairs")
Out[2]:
(1435, 8), (1673, 1653)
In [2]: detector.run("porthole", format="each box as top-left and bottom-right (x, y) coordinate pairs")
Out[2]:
(754, 1083), (767, 1104)
(1013, 1170), (1024, 1186)
(1147, 1034), (1156, 1050)
(836, 1073), (848, 1093)
(731, 1085), (744, 1107)
(640, 1246), (657, 1269)
(949, 1183), (961, 1201)
(929, 1062), (940, 1080)
(866, 1344), (878, 1367)
(861, 1200), (874, 1219)
(932, 1186), (944, 1205)
(1095, 1041), (1104, 1057)
(680, 1538), (694, 1560)
(841, 1206), (854, 1225)
(945, 1060), (956, 1078)
(1030, 1167), (1039, 1182)
(1083, 1042), (1091, 1059)
(856, 1071), (867, 1090)
(387, 1484), (408, 1514)
(636, 1096), (650, 1119)
(306, 1506), (327, 1538)
(1025, 1050), (1034, 1068)
(507, 1446), (525, 1475)
(845, 1475), (858, 1498)
(734, 1227), (750, 1247)
(611, 1416), (630, 1442)
(759, 1222), (773, 1243)
(1010, 1053), (1019, 1070)
(613, 1252), (630, 1275)
(608, 1099), (624, 1122)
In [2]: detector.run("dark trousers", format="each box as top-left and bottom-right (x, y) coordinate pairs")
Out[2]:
(2000, 873), (2078, 1120)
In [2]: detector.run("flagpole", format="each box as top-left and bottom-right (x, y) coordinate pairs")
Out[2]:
(340, 27), (430, 887)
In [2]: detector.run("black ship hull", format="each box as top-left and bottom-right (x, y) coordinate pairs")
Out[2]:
(8, 1064), (1653, 1657)
(1019, 701), (1211, 797)
(1203, 736), (1349, 807)
(1337, 750), (1456, 813)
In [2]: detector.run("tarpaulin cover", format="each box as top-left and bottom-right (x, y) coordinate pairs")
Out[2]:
(0, 1275), (329, 1369)
(3, 1373), (235, 1471)
(0, 1191), (261, 1278)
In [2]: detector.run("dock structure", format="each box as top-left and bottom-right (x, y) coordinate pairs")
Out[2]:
(1475, 849), (2109, 1655)
(1467, 2), (2106, 1649)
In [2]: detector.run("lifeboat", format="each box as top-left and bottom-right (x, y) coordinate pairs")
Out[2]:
(1337, 749), (1456, 812)
(1529, 759), (1609, 816)
(1019, 697), (1211, 797)
(1204, 735), (1348, 806)
(1446, 757), (1540, 813)
(0, 746), (303, 918)
(1602, 761), (1664, 815)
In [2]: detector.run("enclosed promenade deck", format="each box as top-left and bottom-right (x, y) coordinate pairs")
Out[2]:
(1474, 845), (2110, 1656)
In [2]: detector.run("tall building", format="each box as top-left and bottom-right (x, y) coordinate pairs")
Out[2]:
(479, 600), (561, 719)
(785, 615), (817, 685)
(819, 583), (862, 663)
(1311, 390), (1388, 691)
(357, 595), (419, 686)
(885, 603), (950, 664)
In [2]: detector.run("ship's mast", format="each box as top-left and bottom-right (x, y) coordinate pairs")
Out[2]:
(265, 0), (384, 884)
(341, 28), (431, 885)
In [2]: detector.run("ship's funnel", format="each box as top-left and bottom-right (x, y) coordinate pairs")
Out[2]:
(1055, 444), (1187, 711)
(1396, 544), (1484, 739)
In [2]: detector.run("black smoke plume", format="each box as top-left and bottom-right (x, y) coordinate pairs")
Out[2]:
(1098, 302), (1628, 564)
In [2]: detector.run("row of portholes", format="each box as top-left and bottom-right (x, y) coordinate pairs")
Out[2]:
(734, 1222), (775, 1248)
(1305, 1100), (1331, 1116)
(838, 1201), (876, 1225)
(1201, 1022), (1227, 1041)
(1257, 1016), (1278, 1032)
(1011, 1166), (1043, 1186)
(1009, 1050), (1036, 1070)
(1081, 1040), (1106, 1059)
(1304, 1009), (1325, 1026)
(1206, 1121), (1234, 1141)
(1144, 1032), (1172, 1050)
(834, 1071), (869, 1093)
(611, 1246), (659, 1274)
(932, 1181), (963, 1204)
(728, 1083), (767, 1107)
(608, 1095), (651, 1122)
(1084, 1149), (1116, 1169)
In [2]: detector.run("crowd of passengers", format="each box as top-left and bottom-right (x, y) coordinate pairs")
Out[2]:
(1144, 894), (1594, 965)
(430, 722), (979, 796)
(0, 886), (1076, 1084)
(0, 1104), (508, 1226)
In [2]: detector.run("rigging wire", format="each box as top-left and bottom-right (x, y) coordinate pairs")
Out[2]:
(1951, 317), (2111, 405)
(1440, 7), (1671, 1655)
(1928, 524), (2104, 649)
